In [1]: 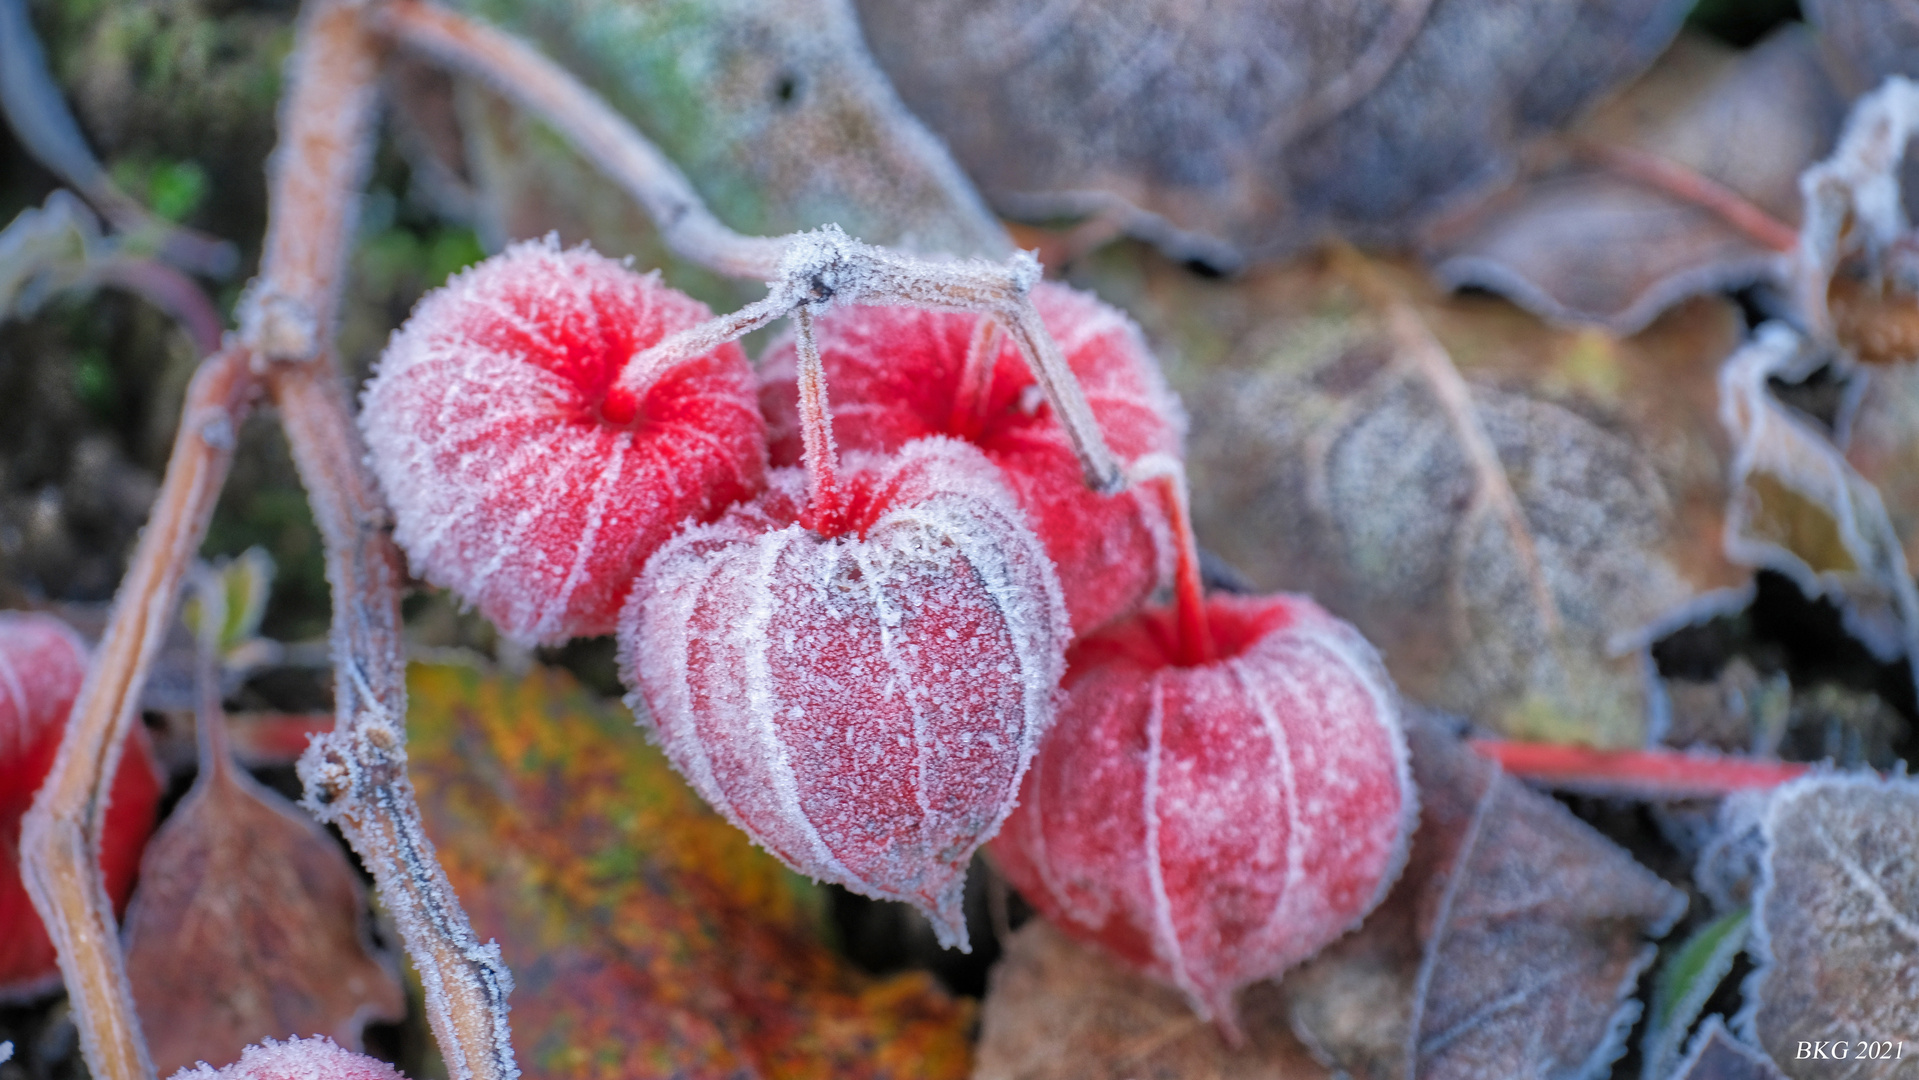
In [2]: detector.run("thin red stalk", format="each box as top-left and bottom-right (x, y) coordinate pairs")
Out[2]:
(1131, 459), (1212, 666)
(1586, 142), (1799, 253)
(948, 317), (1002, 440)
(792, 306), (843, 534)
(191, 569), (235, 787)
(21, 344), (257, 1080)
(1470, 738), (1812, 798)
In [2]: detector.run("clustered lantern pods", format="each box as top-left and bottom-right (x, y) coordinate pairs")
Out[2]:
(358, 237), (1415, 1015)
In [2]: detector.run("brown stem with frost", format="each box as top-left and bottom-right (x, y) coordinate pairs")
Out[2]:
(20, 344), (257, 1080)
(31, 1), (519, 1077)
(246, 3), (520, 1078)
(273, 365), (518, 1080)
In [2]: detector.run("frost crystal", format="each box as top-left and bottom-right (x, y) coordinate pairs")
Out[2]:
(359, 236), (766, 646)
(621, 437), (1069, 948)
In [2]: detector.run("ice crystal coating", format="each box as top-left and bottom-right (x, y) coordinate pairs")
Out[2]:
(759, 282), (1183, 635)
(360, 236), (766, 645)
(1, 611), (162, 998)
(168, 1037), (404, 1080)
(990, 593), (1415, 1032)
(621, 437), (1069, 948)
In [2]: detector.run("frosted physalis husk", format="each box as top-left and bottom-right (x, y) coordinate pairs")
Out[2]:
(620, 437), (1069, 948)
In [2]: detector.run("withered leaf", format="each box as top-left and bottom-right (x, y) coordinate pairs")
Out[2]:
(1073, 246), (1744, 745)
(121, 724), (404, 1076)
(1804, 0), (1919, 99)
(1431, 28), (1845, 334)
(1672, 1019), (1787, 1080)
(404, 663), (975, 1080)
(1848, 358), (1919, 591)
(974, 919), (1330, 1080)
(1283, 710), (1685, 1080)
(1719, 325), (1919, 667)
(854, 0), (1688, 268)
(1740, 775), (1919, 1080)
(449, 0), (1006, 308)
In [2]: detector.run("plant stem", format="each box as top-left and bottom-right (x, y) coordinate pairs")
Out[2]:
(371, 0), (787, 280)
(189, 567), (235, 787)
(948, 316), (1002, 441)
(792, 306), (844, 534)
(20, 344), (257, 1080)
(1130, 456), (1212, 666)
(1470, 739), (1811, 798)
(245, 3), (520, 1076)
(274, 364), (519, 1080)
(1585, 142), (1797, 254)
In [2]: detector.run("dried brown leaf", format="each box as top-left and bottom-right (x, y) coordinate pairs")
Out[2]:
(1671, 1019), (1787, 1080)
(121, 730), (404, 1076)
(1284, 710), (1686, 1080)
(1720, 326), (1919, 667)
(1804, 0), (1919, 99)
(1431, 29), (1844, 333)
(1073, 246), (1744, 745)
(1740, 775), (1919, 1080)
(855, 0), (1689, 268)
(1848, 359), (1919, 580)
(974, 919), (1331, 1080)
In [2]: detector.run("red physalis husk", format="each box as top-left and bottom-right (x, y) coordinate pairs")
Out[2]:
(359, 236), (766, 646)
(1, 611), (162, 1000)
(620, 437), (1069, 948)
(757, 283), (1182, 636)
(991, 592), (1416, 1038)
(167, 1037), (403, 1080)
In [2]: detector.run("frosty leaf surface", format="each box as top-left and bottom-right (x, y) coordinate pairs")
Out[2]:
(404, 662), (976, 1080)
(973, 919), (1331, 1080)
(1074, 247), (1743, 745)
(1741, 775), (1919, 1080)
(1805, 0), (1919, 98)
(1670, 1019), (1787, 1080)
(1719, 325), (1919, 667)
(1282, 710), (1686, 1080)
(1431, 29), (1843, 333)
(854, 0), (1688, 268)
(121, 701), (404, 1075)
